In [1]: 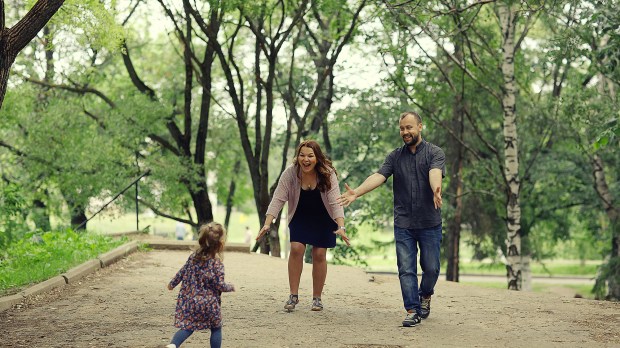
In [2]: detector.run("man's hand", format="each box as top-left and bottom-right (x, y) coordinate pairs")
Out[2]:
(337, 183), (357, 207)
(433, 186), (442, 209)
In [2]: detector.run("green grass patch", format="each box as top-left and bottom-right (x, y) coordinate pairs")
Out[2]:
(459, 261), (600, 276)
(0, 230), (126, 295)
(460, 281), (596, 299)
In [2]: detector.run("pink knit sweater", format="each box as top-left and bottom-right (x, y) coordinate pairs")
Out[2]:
(265, 165), (345, 224)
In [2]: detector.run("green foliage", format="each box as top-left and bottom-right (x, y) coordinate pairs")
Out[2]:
(2, 0), (619, 272)
(0, 229), (125, 294)
(329, 225), (369, 267)
(50, 0), (125, 52)
(0, 184), (28, 249)
(593, 116), (618, 150)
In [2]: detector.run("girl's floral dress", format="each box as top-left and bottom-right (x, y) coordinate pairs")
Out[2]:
(169, 253), (234, 330)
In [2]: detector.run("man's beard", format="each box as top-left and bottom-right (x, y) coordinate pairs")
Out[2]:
(403, 134), (419, 146)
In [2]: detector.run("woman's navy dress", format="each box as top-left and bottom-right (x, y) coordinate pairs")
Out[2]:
(289, 187), (338, 248)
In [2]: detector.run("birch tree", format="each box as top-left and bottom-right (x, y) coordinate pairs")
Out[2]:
(382, 0), (543, 290)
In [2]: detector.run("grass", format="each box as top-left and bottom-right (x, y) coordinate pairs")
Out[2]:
(459, 261), (600, 277)
(0, 230), (126, 296)
(460, 281), (596, 299)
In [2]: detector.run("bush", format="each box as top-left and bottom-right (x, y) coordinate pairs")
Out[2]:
(0, 183), (28, 250)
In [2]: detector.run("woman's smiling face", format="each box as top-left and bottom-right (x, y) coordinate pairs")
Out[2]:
(297, 146), (317, 173)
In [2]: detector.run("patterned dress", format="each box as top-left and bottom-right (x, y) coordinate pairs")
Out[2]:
(169, 253), (234, 330)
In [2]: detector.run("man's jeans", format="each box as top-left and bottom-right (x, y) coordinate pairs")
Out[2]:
(394, 223), (442, 313)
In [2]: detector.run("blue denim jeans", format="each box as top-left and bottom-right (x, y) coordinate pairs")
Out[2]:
(394, 223), (442, 313)
(171, 327), (222, 348)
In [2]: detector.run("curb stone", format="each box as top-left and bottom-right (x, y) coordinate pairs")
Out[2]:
(20, 276), (67, 298)
(61, 259), (102, 284)
(147, 240), (250, 253)
(98, 241), (139, 267)
(0, 294), (24, 312)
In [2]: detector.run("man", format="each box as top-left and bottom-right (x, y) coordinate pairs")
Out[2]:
(244, 226), (253, 245)
(175, 222), (187, 241)
(337, 111), (445, 327)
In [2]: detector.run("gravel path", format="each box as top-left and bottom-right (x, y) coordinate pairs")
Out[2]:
(1, 250), (618, 347)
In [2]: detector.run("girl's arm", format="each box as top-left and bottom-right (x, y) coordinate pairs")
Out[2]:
(212, 260), (235, 292)
(168, 255), (190, 289)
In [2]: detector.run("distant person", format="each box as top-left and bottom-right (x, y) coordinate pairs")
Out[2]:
(337, 111), (445, 327)
(165, 222), (235, 348)
(257, 140), (350, 312)
(244, 226), (253, 245)
(175, 222), (186, 241)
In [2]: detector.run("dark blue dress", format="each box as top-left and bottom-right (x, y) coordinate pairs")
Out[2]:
(289, 187), (338, 248)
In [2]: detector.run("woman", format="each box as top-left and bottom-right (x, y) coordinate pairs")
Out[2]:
(257, 140), (350, 311)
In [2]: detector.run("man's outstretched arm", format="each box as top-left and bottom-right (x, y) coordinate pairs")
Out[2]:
(337, 173), (386, 207)
(429, 168), (443, 209)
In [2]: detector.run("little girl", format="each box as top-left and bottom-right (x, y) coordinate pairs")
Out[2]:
(166, 222), (235, 348)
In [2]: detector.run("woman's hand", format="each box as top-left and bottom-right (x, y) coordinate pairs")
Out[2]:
(256, 224), (270, 241)
(167, 284), (173, 291)
(334, 228), (351, 246)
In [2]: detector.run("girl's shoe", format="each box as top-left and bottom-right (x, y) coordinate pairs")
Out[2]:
(311, 297), (323, 311)
(284, 294), (299, 311)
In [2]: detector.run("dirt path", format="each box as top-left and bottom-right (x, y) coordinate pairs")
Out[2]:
(1, 250), (619, 348)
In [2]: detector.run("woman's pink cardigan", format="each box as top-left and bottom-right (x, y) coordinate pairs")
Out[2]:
(265, 165), (345, 224)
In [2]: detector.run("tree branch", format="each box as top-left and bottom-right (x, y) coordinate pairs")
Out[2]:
(25, 76), (116, 107)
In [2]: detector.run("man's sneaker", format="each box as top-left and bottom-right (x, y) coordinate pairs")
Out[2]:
(284, 294), (299, 311)
(311, 297), (323, 311)
(420, 295), (431, 319)
(402, 312), (421, 327)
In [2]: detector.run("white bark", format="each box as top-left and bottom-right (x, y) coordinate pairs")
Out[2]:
(499, 2), (523, 291)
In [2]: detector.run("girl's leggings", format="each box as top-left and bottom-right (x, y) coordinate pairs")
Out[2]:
(170, 327), (222, 348)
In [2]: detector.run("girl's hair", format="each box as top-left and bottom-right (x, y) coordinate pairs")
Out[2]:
(292, 139), (336, 192)
(195, 222), (226, 260)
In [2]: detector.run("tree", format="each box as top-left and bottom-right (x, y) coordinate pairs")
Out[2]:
(0, 0), (65, 109)
(381, 0), (547, 290)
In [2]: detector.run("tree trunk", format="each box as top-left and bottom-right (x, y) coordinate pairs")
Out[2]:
(191, 182), (214, 227)
(0, 0), (65, 108)
(445, 145), (463, 282)
(264, 66), (281, 258)
(592, 154), (620, 299)
(498, 3), (524, 291)
(224, 160), (241, 230)
(70, 205), (87, 231)
(32, 198), (51, 232)
(445, 33), (466, 282)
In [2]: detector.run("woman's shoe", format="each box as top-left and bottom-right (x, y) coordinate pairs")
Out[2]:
(311, 297), (323, 311)
(284, 294), (299, 311)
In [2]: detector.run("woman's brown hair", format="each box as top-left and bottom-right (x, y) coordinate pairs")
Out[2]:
(293, 139), (336, 192)
(194, 222), (226, 260)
